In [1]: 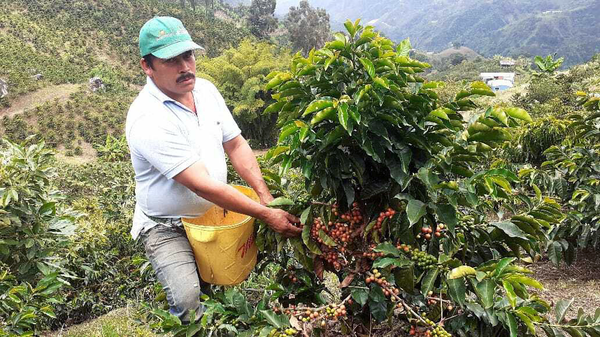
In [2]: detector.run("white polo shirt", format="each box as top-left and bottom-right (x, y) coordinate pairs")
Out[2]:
(126, 77), (241, 239)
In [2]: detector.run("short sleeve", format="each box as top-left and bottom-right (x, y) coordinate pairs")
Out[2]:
(205, 81), (241, 142)
(129, 117), (200, 179)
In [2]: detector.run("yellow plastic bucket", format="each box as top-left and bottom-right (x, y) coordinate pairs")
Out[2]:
(182, 185), (258, 286)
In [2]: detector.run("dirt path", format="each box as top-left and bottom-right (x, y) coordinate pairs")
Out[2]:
(0, 83), (81, 118)
(531, 250), (600, 320)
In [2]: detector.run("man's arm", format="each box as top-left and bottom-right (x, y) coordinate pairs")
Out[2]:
(223, 135), (274, 205)
(173, 161), (301, 237)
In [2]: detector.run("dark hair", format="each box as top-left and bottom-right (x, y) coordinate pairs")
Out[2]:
(143, 54), (156, 69)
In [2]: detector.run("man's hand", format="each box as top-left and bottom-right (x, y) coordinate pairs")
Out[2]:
(262, 208), (302, 237)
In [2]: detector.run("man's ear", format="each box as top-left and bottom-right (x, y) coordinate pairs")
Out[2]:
(140, 58), (153, 77)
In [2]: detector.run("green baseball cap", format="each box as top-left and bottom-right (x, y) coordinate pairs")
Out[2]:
(139, 16), (203, 59)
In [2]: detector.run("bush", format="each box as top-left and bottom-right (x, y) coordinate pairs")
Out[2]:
(0, 137), (76, 334)
(503, 117), (572, 166)
(196, 39), (291, 148)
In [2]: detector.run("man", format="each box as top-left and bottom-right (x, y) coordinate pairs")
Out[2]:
(126, 16), (301, 322)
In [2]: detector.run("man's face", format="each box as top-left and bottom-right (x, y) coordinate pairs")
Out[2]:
(141, 50), (196, 99)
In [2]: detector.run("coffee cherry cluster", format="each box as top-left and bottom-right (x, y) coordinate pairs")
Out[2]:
(396, 244), (438, 270)
(279, 303), (348, 327)
(365, 269), (400, 297)
(409, 323), (451, 337)
(373, 207), (396, 231)
(426, 291), (454, 312)
(362, 244), (385, 259)
(416, 224), (446, 240)
(268, 328), (298, 336)
(320, 246), (345, 270)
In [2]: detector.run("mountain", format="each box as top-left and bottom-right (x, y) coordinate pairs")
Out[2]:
(272, 0), (600, 66)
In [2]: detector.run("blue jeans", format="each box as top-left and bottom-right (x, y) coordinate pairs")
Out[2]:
(139, 224), (205, 322)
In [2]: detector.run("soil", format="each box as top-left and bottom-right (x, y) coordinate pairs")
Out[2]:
(530, 250), (600, 320)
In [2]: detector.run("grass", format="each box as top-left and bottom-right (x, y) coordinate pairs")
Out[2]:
(45, 305), (159, 337)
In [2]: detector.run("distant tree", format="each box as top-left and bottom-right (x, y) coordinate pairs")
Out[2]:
(248, 0), (277, 39)
(448, 53), (467, 66)
(196, 39), (291, 147)
(452, 41), (462, 49)
(535, 54), (564, 74)
(284, 0), (330, 54)
(179, 0), (196, 11)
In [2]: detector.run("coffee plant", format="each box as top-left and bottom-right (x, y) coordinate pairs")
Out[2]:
(0, 138), (77, 335)
(520, 91), (600, 265)
(246, 20), (600, 336)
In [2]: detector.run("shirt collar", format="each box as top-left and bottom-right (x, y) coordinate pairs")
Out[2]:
(144, 76), (197, 114)
(145, 76), (175, 104)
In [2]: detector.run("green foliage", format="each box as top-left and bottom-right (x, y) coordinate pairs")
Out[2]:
(0, 0), (249, 105)
(284, 0), (331, 55)
(535, 54), (564, 74)
(541, 98), (599, 259)
(95, 135), (129, 163)
(250, 20), (592, 336)
(142, 288), (298, 336)
(50, 159), (156, 327)
(0, 138), (77, 281)
(0, 89), (133, 151)
(0, 138), (77, 334)
(197, 39), (291, 147)
(503, 117), (572, 166)
(0, 267), (66, 336)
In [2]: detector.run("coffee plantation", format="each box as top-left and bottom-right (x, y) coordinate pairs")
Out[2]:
(1, 0), (600, 336)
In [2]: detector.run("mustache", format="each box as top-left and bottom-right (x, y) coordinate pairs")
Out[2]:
(176, 73), (195, 83)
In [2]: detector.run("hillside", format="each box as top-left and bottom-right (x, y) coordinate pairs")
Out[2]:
(0, 0), (249, 154)
(273, 0), (600, 66)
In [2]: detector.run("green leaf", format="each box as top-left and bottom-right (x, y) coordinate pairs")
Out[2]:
(359, 58), (375, 78)
(447, 278), (466, 307)
(373, 77), (390, 90)
(421, 269), (439, 296)
(491, 222), (528, 240)
(300, 206), (311, 225)
(268, 197), (294, 207)
(348, 105), (361, 124)
(260, 310), (287, 329)
(435, 204), (458, 233)
(338, 103), (350, 131)
(396, 38), (412, 57)
(187, 323), (202, 337)
(394, 266), (414, 293)
(351, 288), (368, 306)
(515, 312), (535, 335)
(302, 99), (334, 117)
(373, 257), (412, 269)
(507, 313), (518, 337)
(368, 287), (388, 321)
(506, 275), (543, 290)
(505, 107), (533, 123)
(373, 242), (401, 257)
(318, 230), (338, 247)
(548, 241), (563, 265)
(503, 280), (517, 309)
(474, 279), (495, 309)
(448, 266), (476, 279)
(302, 221), (322, 255)
(493, 257), (516, 278)
(407, 199), (427, 225)
(555, 298), (574, 323)
(344, 19), (356, 37)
